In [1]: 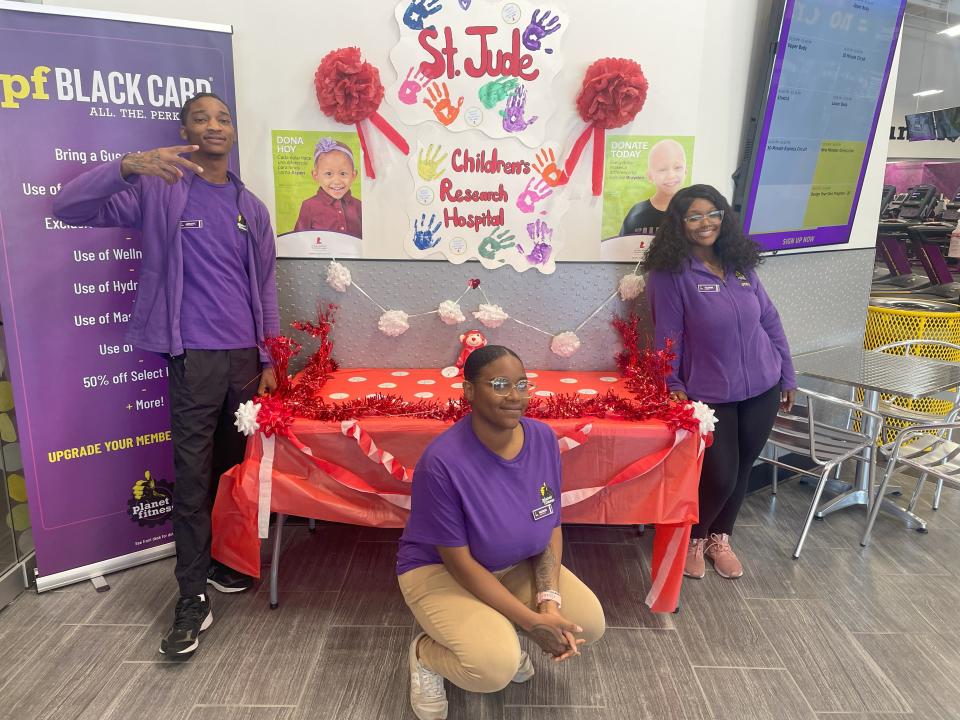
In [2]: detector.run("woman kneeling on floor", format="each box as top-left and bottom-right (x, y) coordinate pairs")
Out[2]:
(396, 345), (606, 720)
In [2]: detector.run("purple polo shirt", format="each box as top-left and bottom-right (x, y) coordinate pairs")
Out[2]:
(294, 190), (362, 238)
(179, 177), (256, 349)
(397, 415), (562, 576)
(646, 257), (797, 404)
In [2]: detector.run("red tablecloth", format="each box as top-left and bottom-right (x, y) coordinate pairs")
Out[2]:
(212, 368), (703, 613)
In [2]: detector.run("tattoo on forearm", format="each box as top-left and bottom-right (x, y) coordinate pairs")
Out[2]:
(534, 543), (558, 593)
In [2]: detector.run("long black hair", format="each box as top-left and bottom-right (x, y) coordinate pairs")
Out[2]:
(641, 184), (762, 273)
(463, 345), (521, 381)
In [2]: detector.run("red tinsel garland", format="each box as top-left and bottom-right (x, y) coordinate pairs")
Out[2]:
(254, 309), (700, 438)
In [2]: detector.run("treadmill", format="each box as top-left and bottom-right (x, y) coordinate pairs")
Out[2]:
(897, 184), (939, 221)
(879, 184), (896, 218)
(906, 222), (960, 302)
(884, 192), (907, 218)
(871, 220), (932, 292)
(941, 188), (960, 223)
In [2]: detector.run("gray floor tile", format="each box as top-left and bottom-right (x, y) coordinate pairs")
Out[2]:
(265, 524), (360, 592)
(695, 667), (816, 720)
(746, 598), (909, 713)
(187, 707), (294, 720)
(1, 625), (143, 720)
(563, 524), (644, 544)
(329, 541), (413, 627)
(503, 709), (612, 719)
(727, 525), (823, 600)
(293, 625), (413, 720)
(565, 541), (673, 629)
(591, 628), (711, 719)
(78, 661), (205, 720)
(672, 575), (783, 668)
(80, 557), (180, 625)
(198, 591), (335, 705)
(855, 632), (960, 720)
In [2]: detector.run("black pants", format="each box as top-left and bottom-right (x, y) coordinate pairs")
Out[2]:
(168, 348), (261, 597)
(692, 384), (781, 539)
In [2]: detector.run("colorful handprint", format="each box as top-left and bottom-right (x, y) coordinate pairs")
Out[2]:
(417, 144), (448, 181)
(517, 219), (554, 266)
(516, 177), (553, 213)
(402, 0), (443, 31)
(532, 148), (567, 187)
(478, 77), (518, 109)
(478, 228), (516, 260)
(501, 85), (538, 133)
(522, 9), (562, 52)
(398, 66), (429, 105)
(413, 213), (442, 250)
(424, 82), (464, 126)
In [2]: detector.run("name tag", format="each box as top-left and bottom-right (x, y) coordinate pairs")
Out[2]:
(179, 220), (202, 229)
(531, 504), (554, 521)
(697, 283), (720, 293)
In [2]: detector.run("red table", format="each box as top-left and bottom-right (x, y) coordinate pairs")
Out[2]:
(212, 368), (703, 613)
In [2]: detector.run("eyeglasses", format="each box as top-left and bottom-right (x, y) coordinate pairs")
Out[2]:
(469, 377), (536, 397)
(683, 209), (724, 224)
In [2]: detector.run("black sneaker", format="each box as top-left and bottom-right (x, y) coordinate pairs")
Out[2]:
(207, 561), (253, 593)
(159, 594), (212, 656)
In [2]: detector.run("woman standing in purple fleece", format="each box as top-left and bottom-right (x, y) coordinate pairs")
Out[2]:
(644, 185), (797, 580)
(397, 346), (605, 720)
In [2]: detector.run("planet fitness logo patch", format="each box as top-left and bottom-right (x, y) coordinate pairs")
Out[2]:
(127, 470), (173, 527)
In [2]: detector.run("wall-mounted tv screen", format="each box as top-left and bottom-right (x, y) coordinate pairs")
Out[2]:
(735, 0), (905, 252)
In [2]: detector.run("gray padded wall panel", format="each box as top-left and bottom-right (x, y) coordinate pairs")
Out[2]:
(277, 249), (874, 372)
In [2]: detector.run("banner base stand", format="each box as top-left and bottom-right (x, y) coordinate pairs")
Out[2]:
(36, 542), (175, 593)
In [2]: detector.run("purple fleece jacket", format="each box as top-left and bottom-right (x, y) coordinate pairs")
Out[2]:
(53, 159), (280, 363)
(646, 257), (797, 405)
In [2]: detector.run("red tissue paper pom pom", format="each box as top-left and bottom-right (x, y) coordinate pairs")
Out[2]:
(575, 57), (648, 130)
(314, 47), (385, 124)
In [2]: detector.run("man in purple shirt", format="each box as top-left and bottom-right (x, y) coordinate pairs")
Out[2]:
(54, 94), (279, 657)
(397, 346), (605, 720)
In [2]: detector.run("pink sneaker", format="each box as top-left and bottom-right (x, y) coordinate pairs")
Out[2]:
(705, 533), (743, 579)
(684, 538), (706, 579)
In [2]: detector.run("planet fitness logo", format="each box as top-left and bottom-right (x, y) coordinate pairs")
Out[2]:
(127, 470), (173, 528)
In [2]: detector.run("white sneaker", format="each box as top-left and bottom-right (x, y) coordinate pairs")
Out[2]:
(512, 650), (535, 683)
(409, 633), (448, 720)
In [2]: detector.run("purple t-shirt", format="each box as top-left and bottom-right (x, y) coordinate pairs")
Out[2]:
(179, 176), (256, 349)
(397, 415), (562, 576)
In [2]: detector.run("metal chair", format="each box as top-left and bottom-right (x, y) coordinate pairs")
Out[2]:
(862, 418), (960, 547)
(873, 339), (960, 513)
(759, 388), (884, 558)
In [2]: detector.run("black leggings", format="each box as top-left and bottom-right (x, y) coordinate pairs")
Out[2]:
(692, 384), (781, 539)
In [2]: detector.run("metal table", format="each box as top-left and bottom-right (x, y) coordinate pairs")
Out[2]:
(792, 344), (960, 529)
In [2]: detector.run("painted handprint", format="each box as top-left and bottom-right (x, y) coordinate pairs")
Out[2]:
(517, 219), (554, 266)
(532, 148), (567, 187)
(478, 228), (516, 260)
(500, 85), (538, 133)
(402, 0), (442, 31)
(522, 9), (562, 52)
(417, 144), (448, 181)
(424, 82), (464, 126)
(478, 77), (518, 109)
(516, 177), (553, 213)
(398, 66), (429, 105)
(412, 213), (442, 250)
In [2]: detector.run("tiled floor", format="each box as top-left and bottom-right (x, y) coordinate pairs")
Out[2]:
(2, 475), (959, 719)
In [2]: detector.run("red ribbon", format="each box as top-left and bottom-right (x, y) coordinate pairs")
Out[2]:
(354, 111), (410, 180)
(563, 124), (606, 197)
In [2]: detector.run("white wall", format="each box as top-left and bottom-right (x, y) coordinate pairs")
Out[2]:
(40, 0), (763, 242)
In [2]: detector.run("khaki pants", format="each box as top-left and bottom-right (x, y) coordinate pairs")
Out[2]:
(398, 560), (605, 693)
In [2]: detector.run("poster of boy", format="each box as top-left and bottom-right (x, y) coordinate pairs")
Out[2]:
(600, 135), (695, 261)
